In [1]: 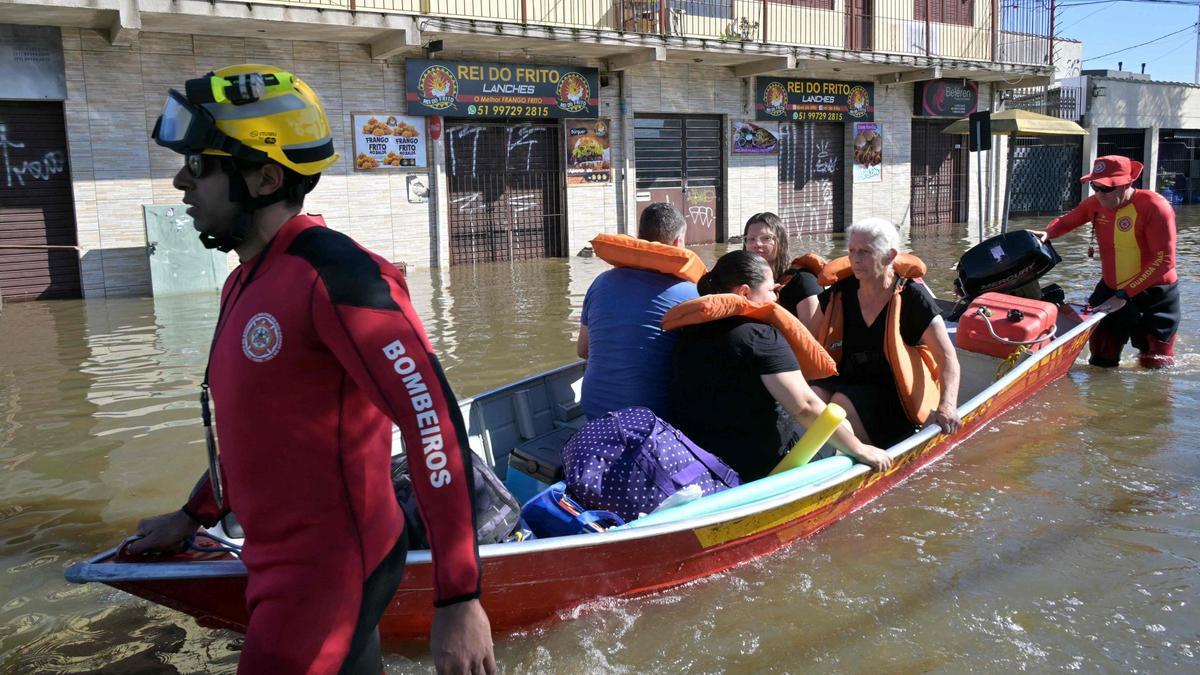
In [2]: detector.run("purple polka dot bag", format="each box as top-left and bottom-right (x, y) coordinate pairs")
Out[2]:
(562, 406), (741, 521)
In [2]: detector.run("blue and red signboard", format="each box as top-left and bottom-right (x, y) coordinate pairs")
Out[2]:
(754, 77), (875, 123)
(405, 59), (600, 119)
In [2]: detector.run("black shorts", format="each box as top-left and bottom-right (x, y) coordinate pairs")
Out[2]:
(811, 375), (917, 449)
(1088, 281), (1181, 349)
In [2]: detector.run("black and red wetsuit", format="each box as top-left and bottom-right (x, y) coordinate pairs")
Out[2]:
(1047, 189), (1180, 367)
(182, 214), (480, 673)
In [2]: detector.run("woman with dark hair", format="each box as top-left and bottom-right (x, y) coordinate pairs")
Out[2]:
(743, 212), (822, 324)
(667, 250), (892, 482)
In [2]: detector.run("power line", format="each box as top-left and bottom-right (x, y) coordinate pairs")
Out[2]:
(1146, 35), (1195, 62)
(1057, 2), (1119, 31)
(1082, 22), (1199, 61)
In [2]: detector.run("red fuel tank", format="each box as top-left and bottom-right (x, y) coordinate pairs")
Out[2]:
(956, 292), (1058, 358)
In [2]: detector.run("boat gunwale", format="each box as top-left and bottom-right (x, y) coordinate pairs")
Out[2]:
(65, 308), (1103, 584)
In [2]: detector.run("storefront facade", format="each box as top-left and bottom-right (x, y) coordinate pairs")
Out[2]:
(0, 1), (1043, 299)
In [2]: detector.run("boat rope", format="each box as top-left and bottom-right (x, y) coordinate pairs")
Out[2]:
(995, 345), (1033, 381)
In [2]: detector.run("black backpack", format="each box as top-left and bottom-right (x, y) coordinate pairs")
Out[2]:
(390, 453), (521, 549)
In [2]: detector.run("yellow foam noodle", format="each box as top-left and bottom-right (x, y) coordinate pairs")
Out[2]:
(770, 403), (847, 475)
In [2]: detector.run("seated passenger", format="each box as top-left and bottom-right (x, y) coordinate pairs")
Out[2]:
(743, 212), (821, 325)
(578, 202), (699, 419)
(811, 218), (962, 448)
(667, 250), (892, 481)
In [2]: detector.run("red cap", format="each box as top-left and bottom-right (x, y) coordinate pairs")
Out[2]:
(1080, 155), (1143, 187)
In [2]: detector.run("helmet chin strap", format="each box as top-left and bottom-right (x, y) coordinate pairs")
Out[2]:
(197, 159), (288, 252)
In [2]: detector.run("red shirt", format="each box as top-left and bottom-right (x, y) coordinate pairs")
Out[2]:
(1046, 189), (1178, 297)
(185, 214), (480, 606)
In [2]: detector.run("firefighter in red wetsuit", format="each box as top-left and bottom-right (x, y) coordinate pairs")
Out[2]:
(1030, 155), (1180, 368)
(125, 65), (496, 674)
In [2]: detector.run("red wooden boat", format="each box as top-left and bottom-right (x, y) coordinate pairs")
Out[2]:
(66, 299), (1103, 643)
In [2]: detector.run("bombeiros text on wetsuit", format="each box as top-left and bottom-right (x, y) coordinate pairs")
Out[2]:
(383, 339), (452, 488)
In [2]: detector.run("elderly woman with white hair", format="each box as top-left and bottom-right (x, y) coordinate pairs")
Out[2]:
(809, 218), (962, 448)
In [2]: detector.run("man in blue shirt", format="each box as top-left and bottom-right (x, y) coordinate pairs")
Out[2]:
(577, 203), (699, 419)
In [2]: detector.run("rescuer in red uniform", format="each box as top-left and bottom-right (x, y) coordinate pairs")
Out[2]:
(1030, 155), (1179, 368)
(124, 64), (496, 674)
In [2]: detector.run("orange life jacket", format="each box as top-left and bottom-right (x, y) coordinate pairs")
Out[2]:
(590, 233), (707, 283)
(776, 253), (827, 290)
(662, 294), (838, 381)
(816, 254), (940, 425)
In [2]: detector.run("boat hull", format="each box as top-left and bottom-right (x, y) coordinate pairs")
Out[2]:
(69, 314), (1099, 642)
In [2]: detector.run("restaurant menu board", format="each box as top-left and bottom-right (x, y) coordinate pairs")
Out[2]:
(731, 121), (779, 154)
(565, 118), (612, 186)
(853, 123), (883, 184)
(755, 77), (874, 123)
(353, 114), (427, 170)
(405, 59), (600, 119)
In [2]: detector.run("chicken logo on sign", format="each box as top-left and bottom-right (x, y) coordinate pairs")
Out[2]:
(417, 66), (457, 110)
(557, 73), (591, 114)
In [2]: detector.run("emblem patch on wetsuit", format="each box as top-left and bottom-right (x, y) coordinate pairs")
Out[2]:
(242, 313), (282, 362)
(1117, 216), (1133, 232)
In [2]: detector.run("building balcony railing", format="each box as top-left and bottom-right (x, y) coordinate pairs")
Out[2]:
(1001, 85), (1086, 121)
(262, 0), (1054, 68)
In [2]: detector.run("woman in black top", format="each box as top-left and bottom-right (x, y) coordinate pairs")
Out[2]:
(668, 250), (892, 482)
(742, 212), (822, 322)
(811, 219), (962, 448)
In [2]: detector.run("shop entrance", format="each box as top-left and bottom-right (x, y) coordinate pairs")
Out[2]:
(0, 101), (80, 301)
(778, 121), (846, 234)
(1097, 128), (1145, 183)
(445, 120), (566, 264)
(910, 118), (969, 228)
(633, 115), (722, 244)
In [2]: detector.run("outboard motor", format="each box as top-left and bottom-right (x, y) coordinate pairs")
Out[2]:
(946, 230), (1062, 321)
(955, 230), (1061, 298)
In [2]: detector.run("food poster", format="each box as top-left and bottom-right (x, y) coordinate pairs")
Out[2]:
(731, 121), (779, 154)
(353, 114), (427, 170)
(852, 123), (883, 184)
(565, 118), (612, 186)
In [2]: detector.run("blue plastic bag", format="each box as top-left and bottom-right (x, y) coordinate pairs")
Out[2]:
(520, 481), (624, 538)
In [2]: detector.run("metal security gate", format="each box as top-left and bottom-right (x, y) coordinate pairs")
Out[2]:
(1009, 137), (1083, 216)
(1097, 129), (1145, 186)
(445, 121), (565, 264)
(0, 101), (80, 300)
(633, 115), (722, 244)
(778, 122), (845, 234)
(1157, 129), (1200, 204)
(911, 119), (968, 228)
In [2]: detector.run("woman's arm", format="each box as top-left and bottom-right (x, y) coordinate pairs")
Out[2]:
(794, 296), (820, 335)
(761, 370), (893, 471)
(922, 316), (961, 434)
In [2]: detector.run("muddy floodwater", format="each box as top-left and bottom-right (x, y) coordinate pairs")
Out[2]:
(1, 215), (1198, 673)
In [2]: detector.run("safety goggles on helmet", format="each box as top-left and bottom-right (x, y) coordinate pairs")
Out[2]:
(152, 89), (268, 162)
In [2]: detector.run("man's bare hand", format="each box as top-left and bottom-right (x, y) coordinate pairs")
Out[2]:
(1028, 229), (1049, 243)
(431, 599), (495, 675)
(124, 510), (197, 555)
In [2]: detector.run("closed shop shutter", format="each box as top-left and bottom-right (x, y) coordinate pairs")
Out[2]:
(634, 115), (722, 244)
(0, 101), (80, 301)
(778, 121), (845, 234)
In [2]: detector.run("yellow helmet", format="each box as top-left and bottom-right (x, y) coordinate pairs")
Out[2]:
(153, 64), (338, 176)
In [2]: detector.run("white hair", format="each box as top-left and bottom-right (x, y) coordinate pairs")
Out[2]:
(846, 218), (900, 256)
